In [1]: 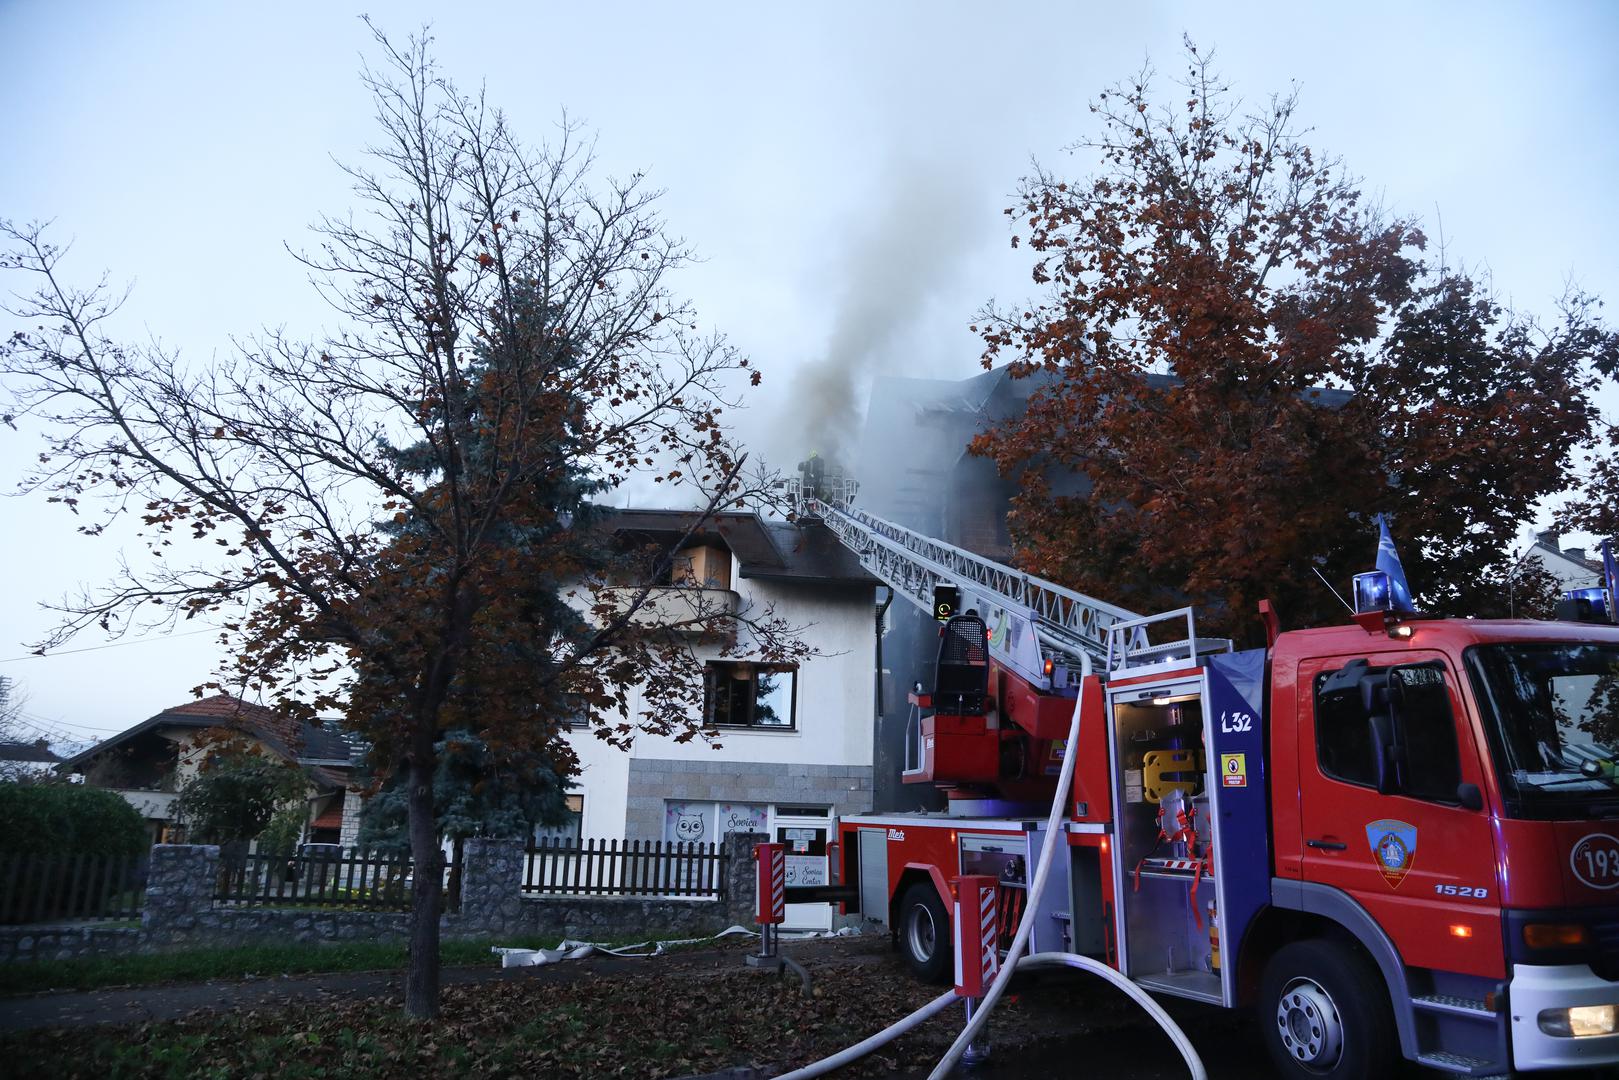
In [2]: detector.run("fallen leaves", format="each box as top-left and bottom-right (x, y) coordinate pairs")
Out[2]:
(0, 937), (1145, 1079)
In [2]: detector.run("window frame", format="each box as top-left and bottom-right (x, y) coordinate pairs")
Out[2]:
(704, 661), (799, 731)
(1313, 665), (1382, 789)
(1312, 657), (1467, 804)
(532, 792), (584, 845)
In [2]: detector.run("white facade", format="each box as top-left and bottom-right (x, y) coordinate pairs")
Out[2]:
(1519, 531), (1603, 592)
(562, 520), (877, 928)
(567, 568), (876, 827)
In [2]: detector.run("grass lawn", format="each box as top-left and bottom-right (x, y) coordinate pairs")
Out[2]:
(0, 933), (697, 996)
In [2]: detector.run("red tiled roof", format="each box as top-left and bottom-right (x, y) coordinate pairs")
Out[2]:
(64, 692), (359, 786)
(161, 694), (305, 755)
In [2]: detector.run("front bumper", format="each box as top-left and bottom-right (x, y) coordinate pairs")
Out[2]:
(1512, 963), (1619, 1071)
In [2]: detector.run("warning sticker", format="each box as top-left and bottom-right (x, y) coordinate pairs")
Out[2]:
(1220, 753), (1247, 788)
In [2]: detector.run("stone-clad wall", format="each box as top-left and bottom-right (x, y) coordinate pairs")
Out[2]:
(0, 833), (766, 965)
(624, 759), (872, 842)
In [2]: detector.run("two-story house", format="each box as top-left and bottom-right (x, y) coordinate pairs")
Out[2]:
(565, 508), (879, 929)
(1519, 528), (1605, 594)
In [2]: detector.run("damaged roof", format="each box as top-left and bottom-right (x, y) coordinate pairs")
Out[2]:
(595, 508), (875, 586)
(750, 521), (876, 585)
(595, 508), (786, 568)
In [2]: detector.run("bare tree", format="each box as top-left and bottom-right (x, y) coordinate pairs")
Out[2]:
(1, 24), (806, 1017)
(0, 677), (49, 783)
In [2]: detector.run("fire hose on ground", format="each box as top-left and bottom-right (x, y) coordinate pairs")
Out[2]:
(772, 660), (1207, 1080)
(768, 950), (1206, 1080)
(770, 989), (962, 1080)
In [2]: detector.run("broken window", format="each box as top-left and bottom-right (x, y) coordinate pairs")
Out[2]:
(705, 662), (797, 729)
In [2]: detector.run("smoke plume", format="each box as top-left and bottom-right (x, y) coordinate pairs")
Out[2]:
(779, 153), (989, 470)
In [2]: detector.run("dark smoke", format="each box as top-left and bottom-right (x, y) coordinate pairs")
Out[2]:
(780, 153), (988, 468)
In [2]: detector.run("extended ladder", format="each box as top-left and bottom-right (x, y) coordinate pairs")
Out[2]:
(804, 497), (1145, 685)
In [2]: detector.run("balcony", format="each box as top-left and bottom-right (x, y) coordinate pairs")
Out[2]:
(595, 585), (740, 643)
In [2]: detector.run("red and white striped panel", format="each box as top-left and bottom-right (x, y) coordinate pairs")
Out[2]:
(754, 842), (785, 924)
(1148, 857), (1203, 874)
(977, 881), (999, 984)
(953, 874), (999, 998)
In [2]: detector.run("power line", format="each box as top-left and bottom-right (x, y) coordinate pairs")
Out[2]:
(0, 627), (222, 665)
(20, 709), (128, 735)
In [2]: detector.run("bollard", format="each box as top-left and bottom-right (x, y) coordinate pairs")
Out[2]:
(746, 842), (786, 971)
(953, 874), (999, 1065)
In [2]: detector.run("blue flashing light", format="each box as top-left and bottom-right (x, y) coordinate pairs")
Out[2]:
(1563, 587), (1612, 623)
(1354, 571), (1393, 614)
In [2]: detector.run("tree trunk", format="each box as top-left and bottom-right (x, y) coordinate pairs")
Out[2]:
(404, 749), (443, 1019)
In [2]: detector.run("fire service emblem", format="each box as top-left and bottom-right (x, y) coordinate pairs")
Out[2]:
(1365, 819), (1417, 888)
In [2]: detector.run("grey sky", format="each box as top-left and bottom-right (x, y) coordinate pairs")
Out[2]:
(3, 1), (1616, 743)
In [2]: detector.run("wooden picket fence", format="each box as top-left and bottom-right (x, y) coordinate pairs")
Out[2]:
(0, 852), (146, 924)
(522, 837), (727, 899)
(213, 848), (450, 911)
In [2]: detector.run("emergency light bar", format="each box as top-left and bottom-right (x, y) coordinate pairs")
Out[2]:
(1557, 587), (1614, 625)
(1353, 571), (1393, 615)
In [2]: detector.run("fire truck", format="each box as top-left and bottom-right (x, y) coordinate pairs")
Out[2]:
(789, 483), (1619, 1079)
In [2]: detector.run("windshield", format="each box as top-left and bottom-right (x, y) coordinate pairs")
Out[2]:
(1465, 643), (1619, 817)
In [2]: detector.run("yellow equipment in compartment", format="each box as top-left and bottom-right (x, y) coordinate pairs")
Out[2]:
(1142, 749), (1202, 803)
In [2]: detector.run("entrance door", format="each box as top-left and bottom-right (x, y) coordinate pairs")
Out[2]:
(1296, 650), (1502, 978)
(776, 821), (832, 931)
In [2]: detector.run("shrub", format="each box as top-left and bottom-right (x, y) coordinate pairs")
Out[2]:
(0, 783), (147, 855)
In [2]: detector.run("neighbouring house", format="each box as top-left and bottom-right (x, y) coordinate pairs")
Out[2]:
(564, 508), (879, 929)
(1519, 528), (1605, 596)
(0, 739), (62, 783)
(64, 694), (363, 848)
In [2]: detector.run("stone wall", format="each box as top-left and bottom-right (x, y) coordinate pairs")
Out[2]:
(338, 790), (363, 849)
(0, 832), (768, 965)
(623, 759), (872, 842)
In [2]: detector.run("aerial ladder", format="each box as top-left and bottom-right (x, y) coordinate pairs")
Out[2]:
(779, 463), (1229, 804)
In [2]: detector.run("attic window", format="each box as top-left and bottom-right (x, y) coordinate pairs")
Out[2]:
(672, 543), (732, 590)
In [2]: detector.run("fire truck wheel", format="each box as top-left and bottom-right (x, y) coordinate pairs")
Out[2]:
(1259, 939), (1397, 1080)
(898, 882), (952, 984)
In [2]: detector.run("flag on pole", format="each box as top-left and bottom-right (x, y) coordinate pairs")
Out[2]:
(1374, 514), (1416, 613)
(1603, 539), (1619, 620)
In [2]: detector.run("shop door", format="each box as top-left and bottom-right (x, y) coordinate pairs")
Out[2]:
(776, 821), (832, 931)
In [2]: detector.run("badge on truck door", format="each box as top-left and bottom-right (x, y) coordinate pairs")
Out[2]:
(1365, 819), (1417, 888)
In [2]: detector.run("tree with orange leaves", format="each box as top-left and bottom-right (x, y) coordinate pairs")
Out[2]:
(973, 40), (1612, 640)
(1, 24), (805, 1017)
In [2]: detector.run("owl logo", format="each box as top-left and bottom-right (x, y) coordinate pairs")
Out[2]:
(674, 812), (706, 842)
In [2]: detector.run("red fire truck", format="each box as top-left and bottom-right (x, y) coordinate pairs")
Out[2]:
(797, 492), (1619, 1079)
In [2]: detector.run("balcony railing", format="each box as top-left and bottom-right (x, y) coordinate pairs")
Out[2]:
(594, 586), (739, 642)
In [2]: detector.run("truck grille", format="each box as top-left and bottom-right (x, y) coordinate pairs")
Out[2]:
(1590, 916), (1619, 980)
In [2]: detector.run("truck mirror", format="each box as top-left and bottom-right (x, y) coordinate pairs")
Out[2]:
(1358, 671), (1390, 716)
(1456, 782), (1484, 811)
(1367, 712), (1400, 795)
